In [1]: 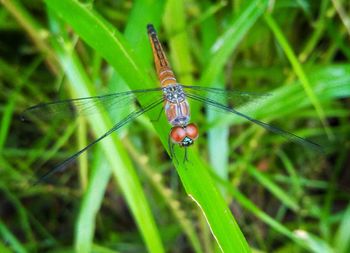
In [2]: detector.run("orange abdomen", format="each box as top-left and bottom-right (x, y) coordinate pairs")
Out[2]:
(147, 24), (177, 87)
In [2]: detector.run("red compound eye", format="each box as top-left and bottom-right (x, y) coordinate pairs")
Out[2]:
(185, 123), (199, 140)
(170, 126), (186, 143)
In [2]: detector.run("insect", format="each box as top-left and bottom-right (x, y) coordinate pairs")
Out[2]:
(22, 24), (322, 182)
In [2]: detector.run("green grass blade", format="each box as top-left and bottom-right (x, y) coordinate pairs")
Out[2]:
(0, 57), (41, 153)
(216, 64), (350, 146)
(72, 0), (163, 249)
(45, 0), (150, 88)
(199, 0), (268, 85)
(277, 151), (303, 198)
(197, 0), (268, 186)
(75, 151), (112, 253)
(176, 151), (251, 252)
(210, 172), (333, 252)
(163, 0), (193, 84)
(52, 39), (164, 253)
(199, 1), (229, 184)
(294, 230), (334, 253)
(0, 220), (27, 253)
(124, 139), (204, 253)
(164, 0), (255, 251)
(333, 203), (350, 253)
(1, 0), (58, 74)
(246, 165), (299, 211)
(263, 13), (332, 138)
(2, 1), (349, 252)
(0, 242), (13, 253)
(45, 2), (165, 252)
(44, 0), (253, 251)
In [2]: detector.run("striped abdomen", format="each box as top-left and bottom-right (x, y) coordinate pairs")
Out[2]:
(147, 24), (177, 87)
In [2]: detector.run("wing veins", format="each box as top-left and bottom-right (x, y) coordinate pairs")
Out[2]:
(182, 85), (271, 97)
(22, 87), (164, 120)
(33, 97), (164, 184)
(187, 93), (323, 153)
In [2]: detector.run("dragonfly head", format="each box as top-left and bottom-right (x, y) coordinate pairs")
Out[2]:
(170, 123), (199, 147)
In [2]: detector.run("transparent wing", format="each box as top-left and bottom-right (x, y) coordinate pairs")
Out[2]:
(182, 85), (271, 108)
(21, 87), (164, 121)
(33, 97), (164, 184)
(187, 92), (323, 153)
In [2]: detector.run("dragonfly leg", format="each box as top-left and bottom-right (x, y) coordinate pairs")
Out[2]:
(168, 134), (179, 164)
(171, 145), (179, 164)
(150, 107), (164, 122)
(167, 133), (172, 158)
(183, 148), (188, 164)
(173, 147), (179, 164)
(183, 147), (192, 165)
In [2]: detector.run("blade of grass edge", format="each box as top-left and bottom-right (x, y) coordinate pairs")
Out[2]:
(263, 13), (332, 139)
(199, 0), (268, 86)
(164, 0), (250, 252)
(0, 220), (26, 253)
(45, 0), (252, 252)
(210, 171), (330, 252)
(75, 150), (111, 253)
(45, 3), (165, 253)
(51, 35), (165, 253)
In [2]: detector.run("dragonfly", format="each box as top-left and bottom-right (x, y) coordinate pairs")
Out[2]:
(22, 24), (322, 183)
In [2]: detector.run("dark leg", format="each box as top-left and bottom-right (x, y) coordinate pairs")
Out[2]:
(150, 107), (164, 122)
(168, 133), (172, 159)
(172, 144), (178, 164)
(168, 134), (179, 164)
(183, 147), (188, 163)
(183, 148), (192, 165)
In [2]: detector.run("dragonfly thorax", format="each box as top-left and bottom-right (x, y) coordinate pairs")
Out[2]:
(162, 84), (186, 103)
(163, 84), (191, 127)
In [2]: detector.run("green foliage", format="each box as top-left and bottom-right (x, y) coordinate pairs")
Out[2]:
(1, 0), (349, 252)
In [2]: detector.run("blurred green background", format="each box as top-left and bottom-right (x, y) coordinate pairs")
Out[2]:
(1, 0), (349, 252)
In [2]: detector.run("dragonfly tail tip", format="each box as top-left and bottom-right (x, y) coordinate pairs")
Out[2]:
(147, 24), (156, 34)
